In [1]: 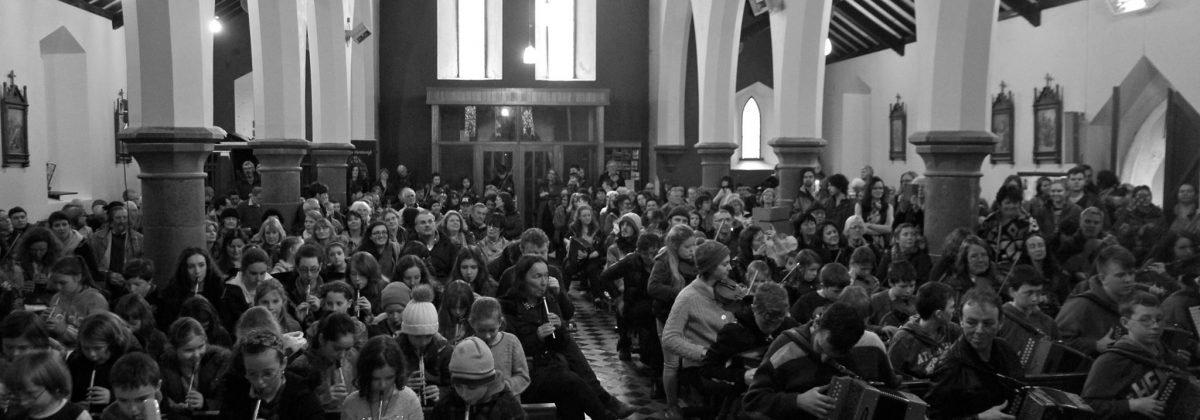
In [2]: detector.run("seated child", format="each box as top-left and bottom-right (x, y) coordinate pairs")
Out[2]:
(1082, 292), (1186, 419)
(100, 353), (161, 420)
(433, 337), (526, 420)
(868, 260), (918, 334)
(998, 264), (1060, 362)
(287, 312), (359, 414)
(847, 246), (880, 293)
(68, 312), (141, 410)
(254, 279), (302, 334)
(3, 350), (89, 420)
(367, 282), (411, 338)
(789, 263), (850, 324)
(397, 285), (452, 408)
(160, 317), (231, 417)
(340, 336), (423, 420)
(219, 330), (323, 420)
(468, 297), (530, 396)
(304, 281), (368, 348)
(112, 294), (169, 361)
(887, 281), (961, 380)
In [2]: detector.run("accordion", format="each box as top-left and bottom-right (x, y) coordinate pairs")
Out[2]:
(1018, 338), (1093, 375)
(823, 377), (926, 420)
(1005, 386), (1094, 420)
(1157, 374), (1200, 420)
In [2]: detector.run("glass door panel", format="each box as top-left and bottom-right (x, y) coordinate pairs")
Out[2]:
(481, 149), (515, 196)
(522, 148), (555, 228)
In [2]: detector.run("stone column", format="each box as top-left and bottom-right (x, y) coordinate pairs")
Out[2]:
(307, 0), (356, 205)
(649, 0), (691, 185)
(909, 0), (1000, 250)
(310, 143), (355, 205)
(767, 0), (832, 208)
(690, 0), (742, 188)
(120, 0), (222, 286)
(249, 0), (309, 228)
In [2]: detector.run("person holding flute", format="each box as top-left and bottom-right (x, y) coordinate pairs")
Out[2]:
(159, 317), (231, 418)
(287, 312), (359, 414)
(396, 285), (451, 407)
(221, 330), (321, 420)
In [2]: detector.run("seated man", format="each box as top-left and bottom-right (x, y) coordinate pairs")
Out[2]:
(998, 264), (1060, 361)
(1082, 292), (1184, 420)
(1056, 245), (1137, 357)
(925, 288), (1023, 420)
(888, 281), (961, 380)
(742, 302), (894, 419)
(790, 263), (850, 324)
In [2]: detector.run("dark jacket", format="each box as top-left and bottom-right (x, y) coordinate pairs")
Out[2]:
(160, 346), (232, 418)
(924, 337), (1024, 420)
(432, 387), (527, 420)
(219, 372), (323, 420)
(997, 303), (1060, 362)
(498, 292), (572, 361)
(647, 253), (698, 322)
(1055, 276), (1122, 356)
(698, 309), (797, 386)
(1082, 336), (1188, 420)
(742, 325), (894, 420)
(886, 317), (961, 380)
(401, 235), (461, 280)
(875, 246), (933, 286)
(788, 290), (833, 325)
(599, 251), (656, 327)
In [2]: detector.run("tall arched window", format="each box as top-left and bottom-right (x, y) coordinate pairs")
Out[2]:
(741, 98), (762, 159)
(437, 0), (503, 80)
(534, 0), (596, 81)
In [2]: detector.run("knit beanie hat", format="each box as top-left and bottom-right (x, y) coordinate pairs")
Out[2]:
(381, 282), (412, 310)
(400, 285), (438, 335)
(219, 208), (239, 221)
(617, 213), (643, 231)
(449, 337), (497, 386)
(694, 241), (730, 275)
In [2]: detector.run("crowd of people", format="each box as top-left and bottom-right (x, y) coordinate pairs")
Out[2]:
(0, 160), (1199, 420)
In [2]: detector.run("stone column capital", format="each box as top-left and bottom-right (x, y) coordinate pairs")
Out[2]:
(654, 145), (688, 173)
(309, 142), (356, 167)
(769, 137), (826, 210)
(910, 130), (997, 177)
(694, 142), (739, 156)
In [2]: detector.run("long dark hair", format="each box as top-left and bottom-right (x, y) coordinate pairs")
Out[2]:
(859, 176), (890, 216)
(357, 221), (393, 258)
(354, 336), (407, 396)
(452, 246), (491, 293)
(17, 227), (62, 270)
(172, 247), (223, 298)
(505, 255), (548, 300)
(49, 255), (97, 291)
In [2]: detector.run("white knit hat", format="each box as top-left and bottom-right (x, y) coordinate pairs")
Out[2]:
(400, 285), (438, 335)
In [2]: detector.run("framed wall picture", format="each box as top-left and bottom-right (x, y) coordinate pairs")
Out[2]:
(889, 94), (906, 161)
(1, 71), (29, 168)
(991, 82), (1015, 164)
(114, 89), (130, 163)
(1033, 75), (1063, 164)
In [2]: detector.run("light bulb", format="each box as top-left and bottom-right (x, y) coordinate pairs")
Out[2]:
(825, 39), (832, 56)
(209, 17), (223, 34)
(523, 45), (537, 64)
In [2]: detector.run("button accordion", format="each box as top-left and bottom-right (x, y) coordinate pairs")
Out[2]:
(1157, 374), (1200, 420)
(823, 377), (927, 420)
(1004, 386), (1094, 420)
(1018, 338), (1093, 375)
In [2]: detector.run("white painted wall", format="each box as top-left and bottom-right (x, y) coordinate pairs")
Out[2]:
(823, 0), (1200, 199)
(0, 0), (134, 220)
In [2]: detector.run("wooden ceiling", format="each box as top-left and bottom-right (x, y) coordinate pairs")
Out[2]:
(57, 0), (245, 29)
(742, 0), (1087, 65)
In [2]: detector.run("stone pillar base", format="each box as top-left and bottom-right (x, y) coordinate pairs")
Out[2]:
(311, 142), (356, 207)
(251, 140), (311, 230)
(695, 142), (738, 191)
(769, 137), (826, 209)
(120, 126), (225, 286)
(910, 130), (996, 254)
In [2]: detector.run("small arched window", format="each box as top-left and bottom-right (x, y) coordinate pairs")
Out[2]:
(741, 97), (762, 160)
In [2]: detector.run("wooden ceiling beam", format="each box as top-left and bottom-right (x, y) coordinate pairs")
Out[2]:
(836, 0), (907, 56)
(1001, 0), (1042, 27)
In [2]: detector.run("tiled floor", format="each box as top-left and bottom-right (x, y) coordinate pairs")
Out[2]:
(568, 289), (672, 420)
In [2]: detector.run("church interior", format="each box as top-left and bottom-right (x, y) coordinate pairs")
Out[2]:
(1, 0), (1200, 419)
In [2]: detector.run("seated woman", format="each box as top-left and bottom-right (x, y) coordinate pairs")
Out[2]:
(219, 330), (323, 420)
(500, 255), (634, 420)
(161, 247), (225, 324)
(67, 312), (141, 411)
(943, 235), (999, 300)
(437, 280), (476, 346)
(340, 336), (423, 420)
(219, 247), (274, 333)
(254, 278), (302, 334)
(452, 246), (496, 298)
(160, 317), (232, 418)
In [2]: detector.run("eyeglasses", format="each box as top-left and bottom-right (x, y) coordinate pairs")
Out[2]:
(298, 266), (322, 274)
(1130, 316), (1164, 328)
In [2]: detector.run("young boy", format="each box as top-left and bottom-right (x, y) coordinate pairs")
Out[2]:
(789, 263), (850, 324)
(1057, 245), (1138, 357)
(1082, 292), (1184, 419)
(367, 282), (411, 338)
(321, 242), (348, 283)
(848, 246), (880, 293)
(305, 281), (368, 348)
(433, 337), (526, 419)
(998, 264), (1060, 361)
(121, 259), (158, 313)
(868, 260), (918, 333)
(287, 312), (359, 414)
(101, 352), (162, 420)
(887, 281), (962, 380)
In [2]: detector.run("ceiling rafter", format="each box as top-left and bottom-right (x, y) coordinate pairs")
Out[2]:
(837, 0), (907, 56)
(1001, 0), (1042, 27)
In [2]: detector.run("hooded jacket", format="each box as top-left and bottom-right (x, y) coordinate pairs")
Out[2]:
(1081, 336), (1188, 420)
(1055, 276), (1123, 356)
(887, 317), (962, 380)
(599, 251), (655, 324)
(286, 345), (360, 412)
(647, 252), (698, 322)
